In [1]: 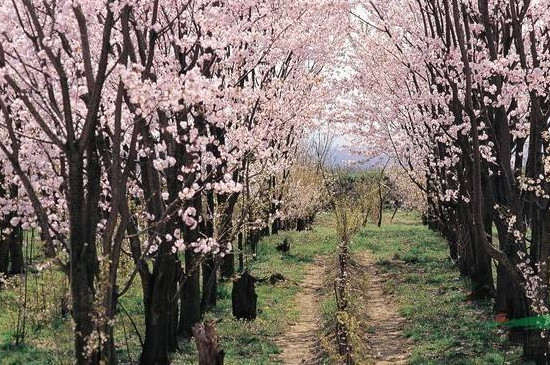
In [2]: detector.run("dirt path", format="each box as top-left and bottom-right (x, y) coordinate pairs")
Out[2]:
(358, 252), (411, 364)
(277, 259), (324, 365)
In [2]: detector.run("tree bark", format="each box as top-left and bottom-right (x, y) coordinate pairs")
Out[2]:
(8, 223), (23, 275)
(193, 321), (225, 365)
(220, 253), (234, 279)
(201, 256), (217, 312)
(179, 250), (201, 339)
(0, 231), (8, 275)
(237, 232), (244, 272)
(67, 149), (102, 365)
(140, 250), (179, 365)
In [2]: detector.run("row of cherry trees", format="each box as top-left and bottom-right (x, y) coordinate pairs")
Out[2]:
(351, 0), (550, 361)
(0, 1), (349, 364)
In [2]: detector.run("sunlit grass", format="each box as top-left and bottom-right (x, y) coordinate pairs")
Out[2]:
(352, 211), (522, 365)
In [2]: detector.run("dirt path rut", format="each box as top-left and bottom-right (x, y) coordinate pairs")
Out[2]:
(359, 252), (411, 364)
(277, 260), (324, 365)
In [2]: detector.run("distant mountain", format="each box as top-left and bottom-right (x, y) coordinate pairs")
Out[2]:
(328, 147), (389, 170)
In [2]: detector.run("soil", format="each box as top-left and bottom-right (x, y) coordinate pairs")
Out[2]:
(358, 251), (411, 364)
(277, 259), (324, 364)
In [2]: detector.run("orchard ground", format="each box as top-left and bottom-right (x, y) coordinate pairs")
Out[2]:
(0, 212), (521, 364)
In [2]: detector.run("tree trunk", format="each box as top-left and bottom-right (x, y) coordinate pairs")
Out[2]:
(220, 253), (234, 279)
(179, 250), (201, 338)
(471, 231), (494, 299)
(390, 205), (399, 223)
(523, 329), (549, 364)
(201, 256), (217, 312)
(469, 176), (495, 299)
(237, 232), (244, 272)
(8, 224), (23, 275)
(193, 321), (225, 365)
(377, 177), (384, 227)
(297, 219), (306, 232)
(472, 243), (494, 297)
(0, 232), (8, 275)
(201, 191), (217, 311)
(71, 264), (98, 365)
(248, 229), (260, 260)
(493, 224), (528, 344)
(99, 291), (118, 365)
(140, 251), (179, 365)
(68, 153), (102, 365)
(271, 218), (280, 235)
(260, 225), (270, 237)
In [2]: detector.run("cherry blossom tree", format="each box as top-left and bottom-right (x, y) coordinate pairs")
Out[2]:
(0, 0), (130, 362)
(350, 0), (550, 360)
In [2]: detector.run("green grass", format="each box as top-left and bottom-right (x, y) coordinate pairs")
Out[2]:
(0, 232), (73, 365)
(352, 211), (522, 365)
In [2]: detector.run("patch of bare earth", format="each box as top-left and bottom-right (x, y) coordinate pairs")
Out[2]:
(358, 252), (411, 364)
(277, 259), (324, 365)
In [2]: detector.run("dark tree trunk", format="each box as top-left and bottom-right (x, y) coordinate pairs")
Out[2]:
(456, 203), (475, 278)
(0, 232), (8, 275)
(248, 230), (260, 260)
(523, 330), (549, 364)
(201, 191), (217, 311)
(447, 234), (459, 262)
(140, 251), (180, 365)
(127, 216), (152, 310)
(296, 219), (306, 232)
(271, 218), (279, 235)
(276, 238), (290, 252)
(68, 150), (102, 365)
(8, 224), (23, 275)
(377, 176), (384, 227)
(471, 230), (494, 298)
(521, 206), (550, 360)
(493, 224), (527, 340)
(0, 175), (7, 275)
(179, 250), (201, 338)
(215, 187), (239, 279)
(390, 205), (399, 223)
(237, 232), (244, 272)
(71, 260), (98, 365)
(6, 183), (24, 275)
(220, 253), (234, 279)
(260, 225), (270, 237)
(100, 293), (119, 365)
(469, 173), (495, 299)
(0, 183), (24, 276)
(201, 256), (217, 312)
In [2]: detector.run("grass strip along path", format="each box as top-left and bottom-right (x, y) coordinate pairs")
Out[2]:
(350, 213), (522, 364)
